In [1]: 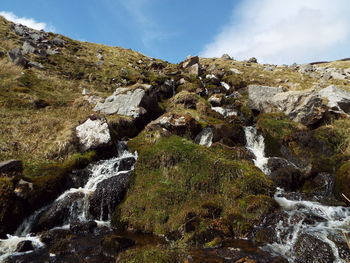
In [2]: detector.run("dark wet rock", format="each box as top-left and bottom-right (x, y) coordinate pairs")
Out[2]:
(67, 167), (91, 188)
(0, 159), (23, 175)
(32, 191), (85, 232)
(16, 240), (34, 252)
(40, 228), (71, 245)
(212, 123), (246, 147)
(117, 157), (136, 172)
(89, 172), (132, 220)
(70, 220), (97, 233)
(294, 233), (335, 263)
(267, 157), (303, 190)
(101, 234), (135, 256)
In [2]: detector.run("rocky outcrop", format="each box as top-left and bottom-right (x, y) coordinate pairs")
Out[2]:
(0, 160), (23, 176)
(319, 85), (350, 114)
(248, 86), (327, 126)
(146, 112), (202, 139)
(75, 118), (112, 152)
(89, 172), (132, 220)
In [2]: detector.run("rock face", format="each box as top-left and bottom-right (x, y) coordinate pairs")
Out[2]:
(8, 48), (28, 67)
(89, 172), (132, 220)
(146, 112), (202, 139)
(294, 234), (335, 263)
(248, 86), (327, 126)
(319, 85), (350, 114)
(76, 118), (112, 152)
(0, 160), (23, 175)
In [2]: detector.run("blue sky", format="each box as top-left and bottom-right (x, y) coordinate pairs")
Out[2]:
(1, 0), (350, 64)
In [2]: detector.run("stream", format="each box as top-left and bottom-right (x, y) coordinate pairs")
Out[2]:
(244, 126), (350, 263)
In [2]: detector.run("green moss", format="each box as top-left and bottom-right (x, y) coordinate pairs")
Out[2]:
(116, 136), (274, 240)
(117, 246), (182, 263)
(334, 161), (350, 202)
(257, 113), (305, 140)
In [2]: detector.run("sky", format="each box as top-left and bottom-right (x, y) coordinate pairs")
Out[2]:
(1, 0), (350, 64)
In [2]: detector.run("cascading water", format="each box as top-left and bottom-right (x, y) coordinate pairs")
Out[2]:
(244, 126), (350, 263)
(0, 142), (137, 262)
(244, 126), (270, 174)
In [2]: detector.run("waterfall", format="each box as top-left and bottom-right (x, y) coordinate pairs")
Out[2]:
(0, 142), (137, 261)
(244, 126), (270, 174)
(243, 126), (350, 263)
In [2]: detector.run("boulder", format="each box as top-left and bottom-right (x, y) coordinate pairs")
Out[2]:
(28, 61), (45, 69)
(212, 123), (246, 146)
(22, 41), (36, 54)
(294, 234), (335, 263)
(0, 160), (23, 175)
(221, 54), (232, 60)
(208, 94), (225, 106)
(267, 157), (303, 190)
(52, 37), (65, 47)
(247, 57), (258, 63)
(319, 85), (350, 114)
(16, 240), (34, 252)
(181, 56), (199, 69)
(146, 112), (202, 139)
(248, 86), (327, 126)
(70, 220), (97, 233)
(32, 191), (85, 232)
(75, 118), (112, 152)
(89, 172), (132, 220)
(7, 48), (28, 67)
(93, 85), (158, 119)
(211, 107), (237, 118)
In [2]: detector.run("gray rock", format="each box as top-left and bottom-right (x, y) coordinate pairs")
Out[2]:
(94, 86), (153, 118)
(8, 48), (28, 67)
(248, 85), (285, 112)
(188, 63), (201, 76)
(22, 41), (36, 54)
(46, 48), (60, 55)
(299, 64), (314, 73)
(211, 107), (237, 118)
(181, 56), (199, 69)
(0, 159), (23, 175)
(52, 37), (65, 47)
(248, 86), (327, 126)
(319, 85), (350, 114)
(330, 71), (347, 80)
(28, 61), (44, 69)
(75, 118), (112, 151)
(229, 68), (242, 74)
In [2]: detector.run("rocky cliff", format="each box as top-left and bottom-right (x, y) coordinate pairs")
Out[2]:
(0, 15), (350, 263)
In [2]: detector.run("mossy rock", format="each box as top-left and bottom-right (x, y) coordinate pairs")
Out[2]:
(334, 161), (350, 202)
(115, 136), (275, 242)
(117, 245), (182, 263)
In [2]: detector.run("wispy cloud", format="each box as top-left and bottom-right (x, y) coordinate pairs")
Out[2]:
(201, 0), (350, 64)
(121, 0), (176, 47)
(0, 11), (55, 32)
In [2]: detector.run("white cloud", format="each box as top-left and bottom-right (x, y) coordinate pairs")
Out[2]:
(0, 11), (55, 32)
(201, 0), (350, 64)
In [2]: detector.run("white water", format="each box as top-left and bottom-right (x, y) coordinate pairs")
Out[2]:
(0, 142), (137, 261)
(243, 126), (350, 263)
(244, 126), (270, 174)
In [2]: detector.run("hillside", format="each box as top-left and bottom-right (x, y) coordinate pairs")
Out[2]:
(0, 15), (350, 263)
